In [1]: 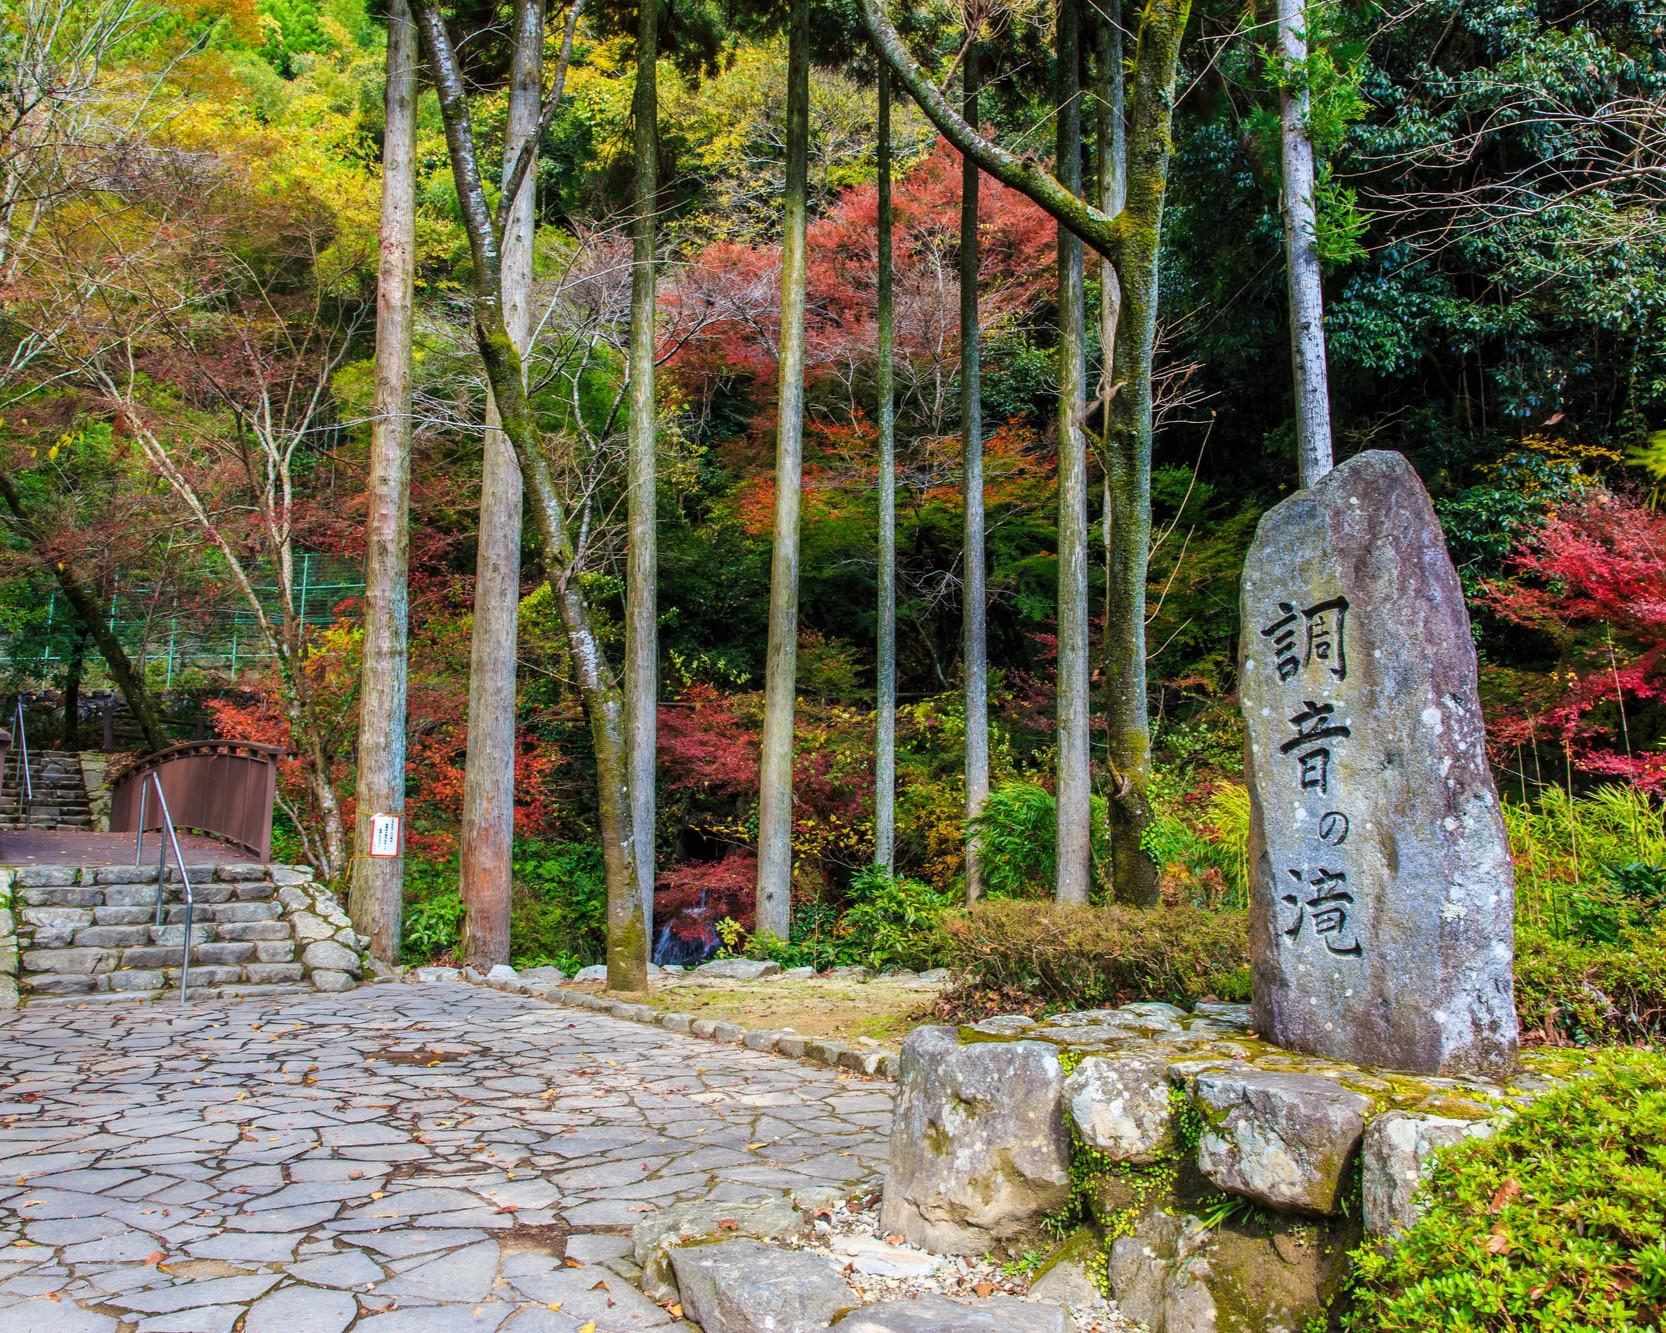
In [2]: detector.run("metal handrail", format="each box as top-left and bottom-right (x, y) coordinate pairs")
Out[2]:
(135, 772), (197, 1002)
(11, 697), (31, 828)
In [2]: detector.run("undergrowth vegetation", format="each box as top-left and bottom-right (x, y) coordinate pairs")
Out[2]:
(1342, 1048), (1666, 1332)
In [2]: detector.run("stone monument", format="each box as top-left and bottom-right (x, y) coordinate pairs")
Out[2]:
(1239, 449), (1518, 1076)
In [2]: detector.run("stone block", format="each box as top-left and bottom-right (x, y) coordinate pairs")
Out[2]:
(633, 1193), (825, 1303)
(879, 1026), (1071, 1253)
(246, 963), (306, 985)
(413, 966), (462, 983)
(669, 1238), (855, 1333)
(1192, 1068), (1372, 1215)
(194, 941), (256, 966)
(742, 1029), (782, 1052)
(310, 968), (356, 992)
(660, 1013), (695, 1033)
(166, 965), (242, 987)
(100, 884), (159, 908)
(108, 970), (165, 992)
(24, 973), (95, 994)
(149, 924), (216, 947)
(775, 1034), (808, 1058)
(215, 863), (269, 881)
(270, 865), (316, 884)
(216, 921), (291, 942)
(485, 965), (519, 983)
(22, 906), (94, 931)
(302, 940), (360, 974)
(22, 946), (115, 975)
(21, 886), (100, 908)
(711, 1021), (745, 1043)
(95, 865), (157, 884)
(1362, 1110), (1495, 1236)
(16, 866), (80, 887)
(1063, 1053), (1175, 1165)
(74, 925), (151, 948)
(254, 939), (296, 963)
(691, 1018), (719, 1039)
(232, 882), (277, 901)
(214, 902), (280, 924)
(93, 906), (152, 926)
(695, 958), (782, 980)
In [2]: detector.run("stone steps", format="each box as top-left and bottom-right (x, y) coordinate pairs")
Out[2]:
(1, 863), (368, 1007)
(24, 981), (314, 1007)
(1, 751), (94, 829)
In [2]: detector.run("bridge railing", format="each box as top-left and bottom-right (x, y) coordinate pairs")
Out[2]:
(109, 740), (283, 862)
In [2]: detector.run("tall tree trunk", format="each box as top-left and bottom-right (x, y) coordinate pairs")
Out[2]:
(873, 63), (897, 875)
(960, 46), (989, 905)
(1097, 2), (1124, 638)
(349, 0), (417, 961)
(1103, 0), (1189, 906)
(62, 625), (86, 749)
(1054, 0), (1092, 906)
(754, 0), (810, 941)
(414, 0), (648, 991)
(0, 470), (169, 753)
(1277, 0), (1333, 487)
(626, 0), (659, 940)
(459, 0), (541, 970)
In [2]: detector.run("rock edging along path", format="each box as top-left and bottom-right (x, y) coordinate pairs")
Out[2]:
(0, 982), (892, 1331)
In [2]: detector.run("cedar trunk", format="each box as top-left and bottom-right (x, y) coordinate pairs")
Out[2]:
(625, 0), (660, 937)
(754, 0), (810, 940)
(1054, 0), (1093, 905)
(1277, 0), (1334, 487)
(459, 0), (541, 969)
(873, 64), (897, 873)
(961, 48), (990, 904)
(348, 0), (416, 962)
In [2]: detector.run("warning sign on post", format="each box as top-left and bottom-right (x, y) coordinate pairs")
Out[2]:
(369, 813), (402, 858)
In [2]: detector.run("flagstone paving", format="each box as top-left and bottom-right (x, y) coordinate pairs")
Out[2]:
(0, 983), (894, 1331)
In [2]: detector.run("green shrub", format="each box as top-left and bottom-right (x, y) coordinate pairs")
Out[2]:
(1512, 923), (1666, 1044)
(717, 867), (951, 972)
(1343, 1048), (1666, 1332)
(969, 782), (1108, 898)
(403, 885), (465, 959)
(937, 900), (1251, 1010)
(399, 839), (606, 971)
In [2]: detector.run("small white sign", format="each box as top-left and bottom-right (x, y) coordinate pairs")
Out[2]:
(368, 814), (402, 858)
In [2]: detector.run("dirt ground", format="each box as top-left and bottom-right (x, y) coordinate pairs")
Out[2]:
(574, 974), (943, 1045)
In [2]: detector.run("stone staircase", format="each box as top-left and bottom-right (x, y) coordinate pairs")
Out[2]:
(0, 863), (370, 1008)
(1, 749), (93, 830)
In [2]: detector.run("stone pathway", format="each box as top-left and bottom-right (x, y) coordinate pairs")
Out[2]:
(0, 984), (894, 1332)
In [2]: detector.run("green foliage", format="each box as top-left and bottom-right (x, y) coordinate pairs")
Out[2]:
(938, 900), (1251, 1010)
(399, 840), (607, 972)
(508, 840), (607, 972)
(403, 886), (465, 960)
(1506, 786), (1666, 943)
(1512, 924), (1666, 1046)
(1342, 1049), (1666, 1332)
(716, 867), (951, 972)
(1140, 781), (1253, 908)
(969, 782), (1108, 899)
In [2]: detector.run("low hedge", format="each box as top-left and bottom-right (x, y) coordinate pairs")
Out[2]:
(935, 900), (1251, 1011)
(1343, 1048), (1666, 1332)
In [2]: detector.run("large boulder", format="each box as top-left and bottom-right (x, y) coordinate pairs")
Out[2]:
(1108, 1208), (1352, 1333)
(632, 1189), (839, 1302)
(1239, 449), (1518, 1077)
(879, 1026), (1071, 1254)
(1062, 1053), (1175, 1164)
(1361, 1110), (1495, 1236)
(668, 1239), (854, 1332)
(1192, 1068), (1372, 1215)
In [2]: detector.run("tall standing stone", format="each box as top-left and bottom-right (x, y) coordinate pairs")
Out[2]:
(1239, 450), (1517, 1076)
